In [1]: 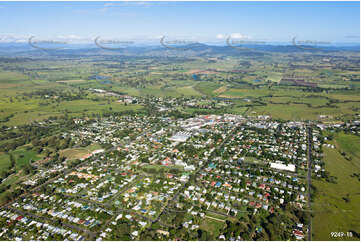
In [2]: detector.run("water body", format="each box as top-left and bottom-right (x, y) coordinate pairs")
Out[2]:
(192, 74), (200, 81)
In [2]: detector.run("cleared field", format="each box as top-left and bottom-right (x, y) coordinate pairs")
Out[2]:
(175, 85), (202, 97)
(244, 156), (265, 165)
(213, 86), (228, 95)
(60, 148), (90, 160)
(312, 134), (360, 241)
(60, 143), (102, 160)
(199, 216), (225, 239)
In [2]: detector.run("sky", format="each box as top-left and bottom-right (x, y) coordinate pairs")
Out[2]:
(0, 1), (359, 45)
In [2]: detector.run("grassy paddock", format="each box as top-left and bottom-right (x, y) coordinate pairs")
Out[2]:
(312, 133), (360, 241)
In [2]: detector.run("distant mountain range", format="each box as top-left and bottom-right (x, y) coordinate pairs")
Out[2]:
(0, 42), (359, 58)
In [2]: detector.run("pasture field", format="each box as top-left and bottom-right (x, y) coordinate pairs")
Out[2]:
(132, 83), (204, 97)
(220, 88), (272, 99)
(0, 71), (29, 84)
(333, 132), (360, 161)
(194, 82), (222, 96)
(312, 133), (360, 241)
(318, 84), (350, 89)
(139, 85), (180, 97)
(266, 72), (283, 82)
(56, 79), (87, 83)
(249, 103), (338, 120)
(227, 105), (249, 115)
(324, 91), (360, 101)
(261, 96), (329, 106)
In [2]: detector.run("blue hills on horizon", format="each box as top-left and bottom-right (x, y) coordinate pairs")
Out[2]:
(0, 41), (359, 56)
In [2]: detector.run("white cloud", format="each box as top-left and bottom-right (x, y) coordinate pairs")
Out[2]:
(103, 3), (119, 7)
(148, 35), (164, 40)
(216, 34), (226, 39)
(127, 2), (152, 6)
(0, 34), (29, 43)
(56, 35), (95, 42)
(230, 33), (250, 39)
(57, 34), (82, 40)
(100, 1), (162, 12)
(15, 39), (28, 43)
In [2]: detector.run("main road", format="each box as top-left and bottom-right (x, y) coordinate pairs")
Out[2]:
(307, 126), (313, 241)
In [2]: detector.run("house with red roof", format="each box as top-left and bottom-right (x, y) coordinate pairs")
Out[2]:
(293, 229), (304, 240)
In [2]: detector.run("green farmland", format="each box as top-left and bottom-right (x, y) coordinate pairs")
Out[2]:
(312, 133), (360, 241)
